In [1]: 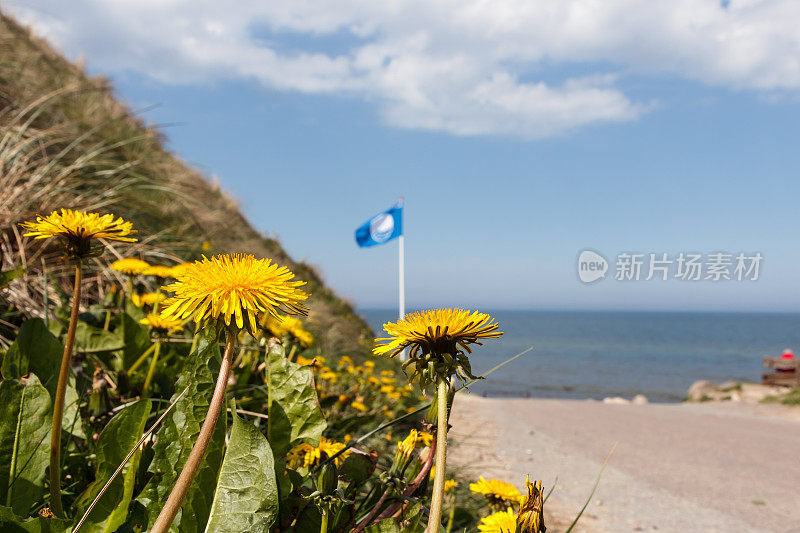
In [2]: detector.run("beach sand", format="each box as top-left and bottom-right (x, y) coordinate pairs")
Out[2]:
(448, 394), (800, 532)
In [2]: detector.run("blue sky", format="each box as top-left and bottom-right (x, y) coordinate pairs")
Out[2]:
(11, 1), (800, 311)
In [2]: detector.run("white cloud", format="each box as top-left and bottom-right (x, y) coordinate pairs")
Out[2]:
(8, 0), (800, 138)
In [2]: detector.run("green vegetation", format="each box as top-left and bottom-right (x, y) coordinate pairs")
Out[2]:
(761, 387), (800, 406)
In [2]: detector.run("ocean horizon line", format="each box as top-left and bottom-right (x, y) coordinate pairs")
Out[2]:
(357, 307), (800, 316)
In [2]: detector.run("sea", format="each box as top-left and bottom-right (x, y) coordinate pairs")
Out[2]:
(359, 310), (800, 403)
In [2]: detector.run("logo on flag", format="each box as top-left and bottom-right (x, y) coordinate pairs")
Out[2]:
(356, 200), (403, 247)
(369, 213), (395, 243)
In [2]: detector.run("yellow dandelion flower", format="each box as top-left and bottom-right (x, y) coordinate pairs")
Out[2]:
(351, 401), (367, 412)
(292, 328), (314, 348)
(20, 209), (136, 257)
(367, 376), (380, 386)
(419, 431), (434, 446)
(444, 479), (458, 493)
(263, 309), (315, 347)
(380, 385), (394, 394)
(169, 262), (193, 278)
(339, 355), (354, 366)
(295, 355), (317, 367)
(201, 241), (211, 251)
(286, 437), (350, 469)
(132, 292), (166, 307)
(273, 316), (315, 347)
(397, 429), (419, 460)
(337, 394), (350, 404)
(160, 254), (309, 333)
(517, 476), (546, 533)
(320, 371), (338, 382)
(380, 370), (395, 376)
(140, 314), (183, 334)
(374, 308), (502, 359)
(262, 315), (290, 337)
(142, 265), (174, 278)
(470, 477), (524, 506)
(380, 377), (397, 384)
(478, 508), (518, 533)
(111, 257), (150, 275)
(363, 361), (375, 369)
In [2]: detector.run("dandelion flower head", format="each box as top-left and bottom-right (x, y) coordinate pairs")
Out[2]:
(160, 253), (309, 333)
(21, 209), (136, 257)
(470, 476), (524, 505)
(111, 257), (150, 276)
(478, 508), (518, 533)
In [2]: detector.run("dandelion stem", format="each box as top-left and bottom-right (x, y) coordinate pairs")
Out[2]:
(426, 376), (449, 533)
(127, 343), (157, 374)
(446, 504), (455, 533)
(141, 340), (161, 397)
(320, 507), (329, 533)
(150, 332), (236, 533)
(49, 262), (81, 517)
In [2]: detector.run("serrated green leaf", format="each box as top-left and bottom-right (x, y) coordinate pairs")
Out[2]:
(266, 349), (326, 459)
(0, 505), (71, 533)
(204, 408), (278, 533)
(73, 400), (151, 533)
(2, 319), (83, 440)
(0, 375), (51, 516)
(1, 319), (62, 382)
(74, 322), (124, 354)
(137, 332), (226, 532)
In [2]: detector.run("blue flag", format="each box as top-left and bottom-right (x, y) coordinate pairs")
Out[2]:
(355, 201), (403, 247)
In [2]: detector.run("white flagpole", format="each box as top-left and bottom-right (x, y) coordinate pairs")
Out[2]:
(398, 199), (407, 361)
(399, 234), (405, 322)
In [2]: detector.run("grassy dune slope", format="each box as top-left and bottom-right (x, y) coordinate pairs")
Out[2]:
(0, 12), (372, 355)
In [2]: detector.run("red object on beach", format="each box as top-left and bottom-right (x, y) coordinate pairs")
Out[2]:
(777, 350), (796, 373)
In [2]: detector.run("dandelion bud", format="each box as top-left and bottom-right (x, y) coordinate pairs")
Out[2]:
(517, 476), (546, 533)
(316, 462), (338, 497)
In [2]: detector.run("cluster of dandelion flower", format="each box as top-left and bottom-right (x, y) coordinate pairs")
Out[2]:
(473, 475), (546, 533)
(262, 314), (315, 347)
(374, 308), (502, 388)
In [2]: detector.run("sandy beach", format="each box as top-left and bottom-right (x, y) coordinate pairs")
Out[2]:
(448, 394), (800, 533)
